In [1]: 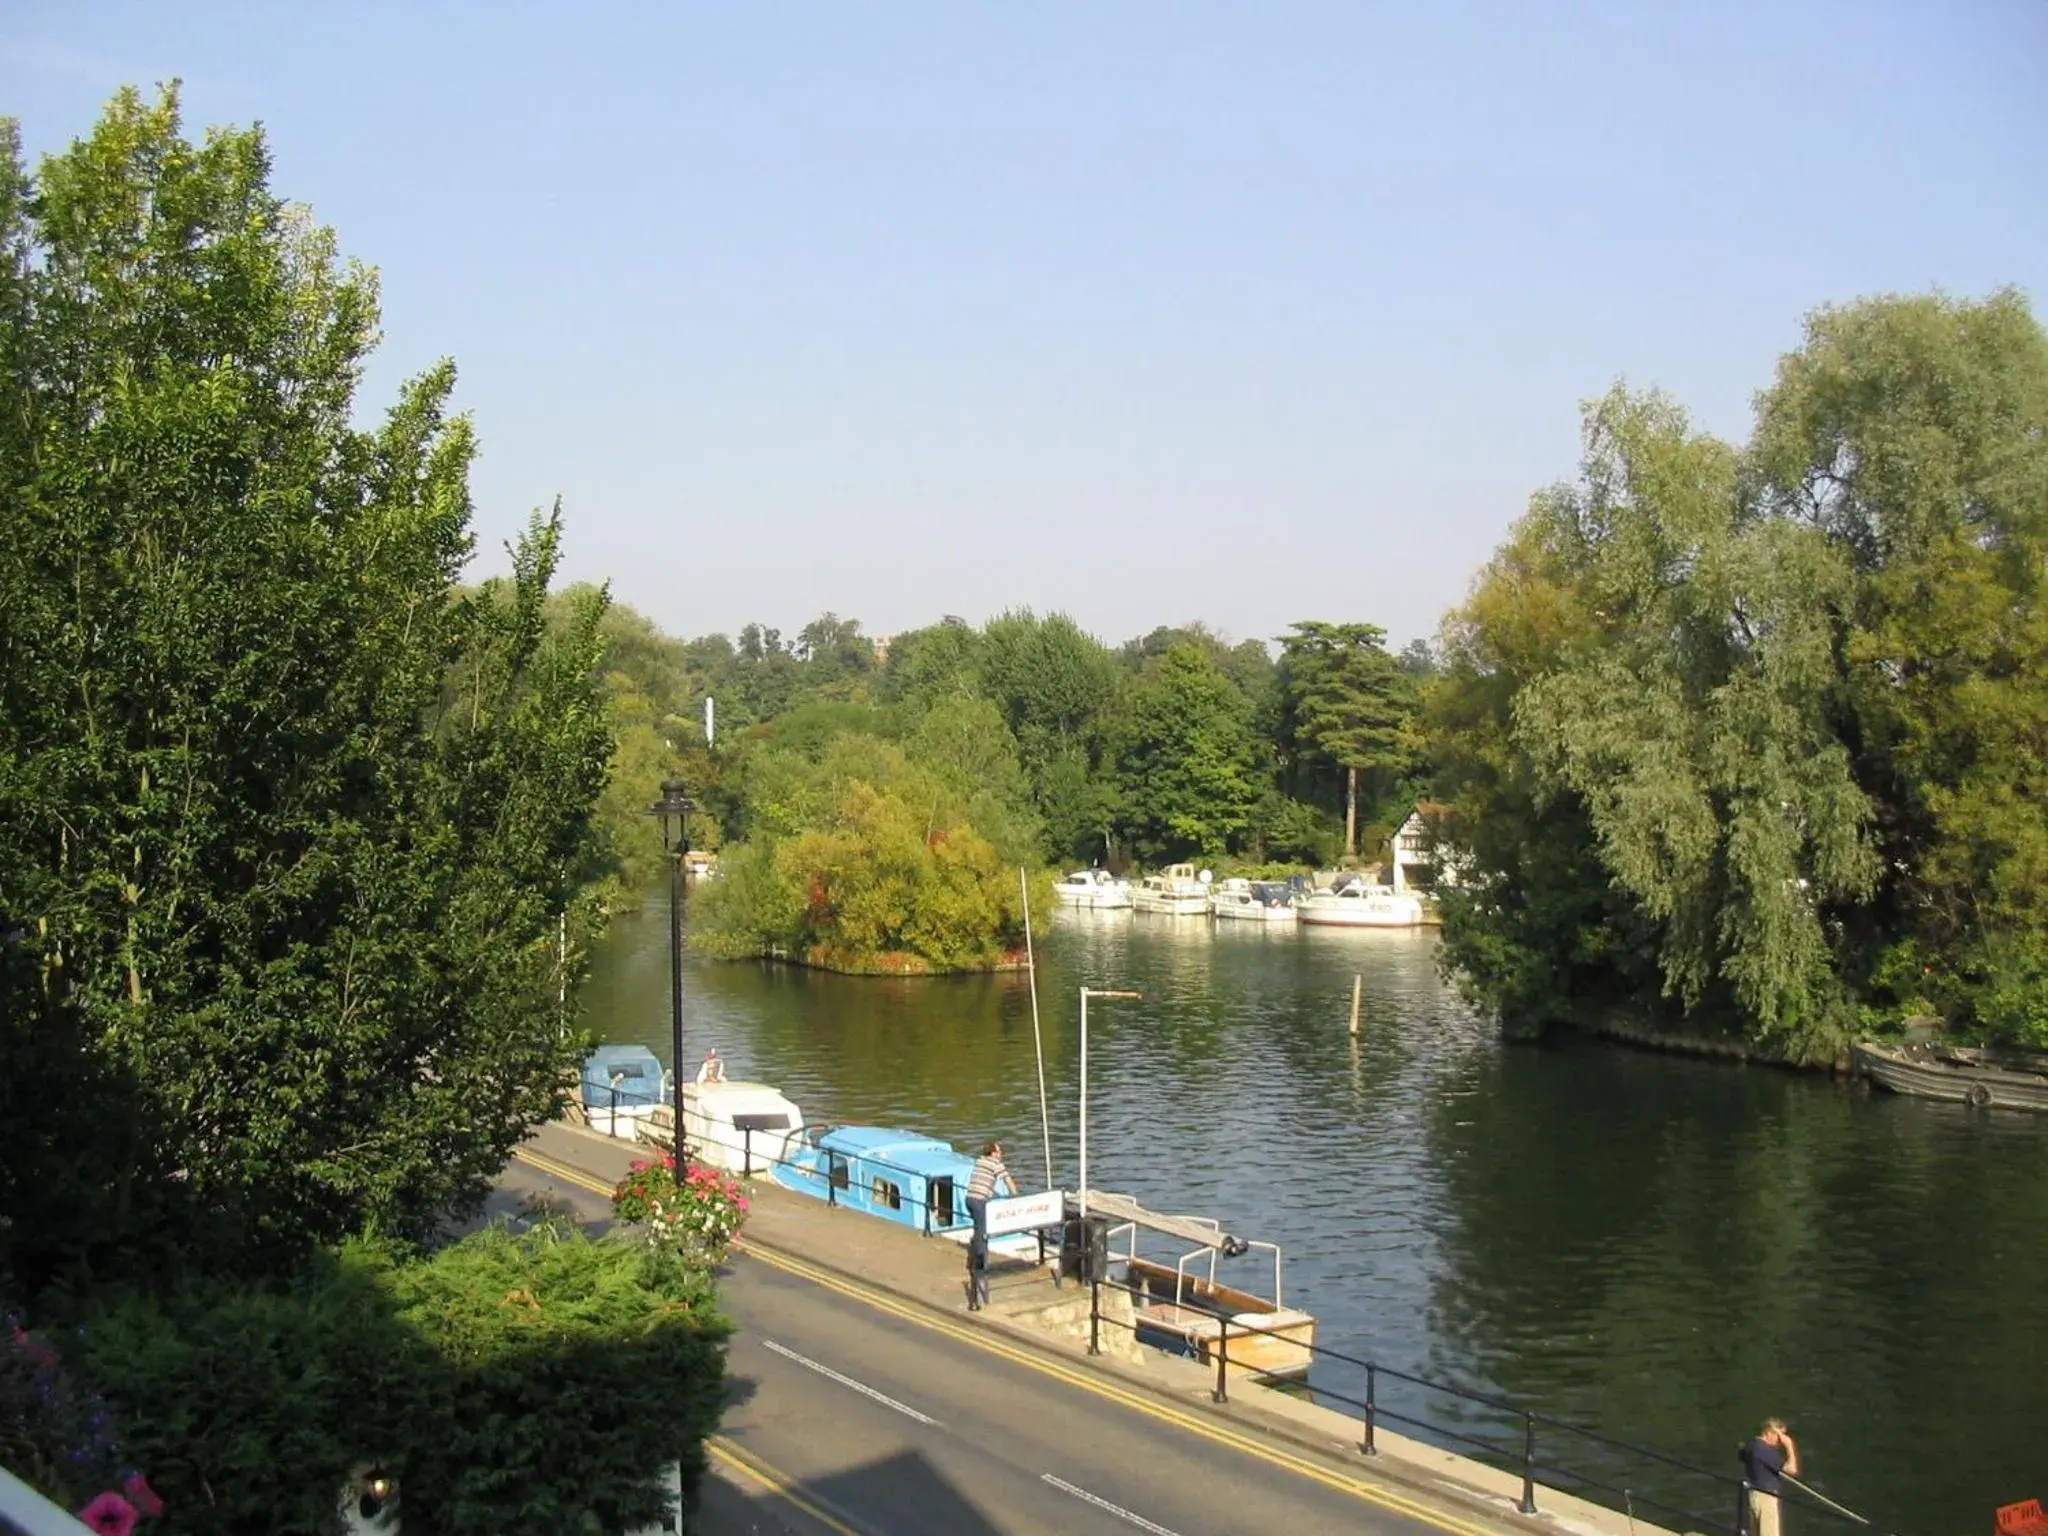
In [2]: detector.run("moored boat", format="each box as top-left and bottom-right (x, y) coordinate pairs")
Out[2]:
(1295, 879), (1429, 928)
(1853, 1040), (2048, 1113)
(1131, 863), (1213, 916)
(1053, 868), (1133, 910)
(1209, 878), (1297, 923)
(576, 1044), (669, 1138)
(771, 1124), (1054, 1260)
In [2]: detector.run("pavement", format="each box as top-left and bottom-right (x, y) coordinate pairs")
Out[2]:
(499, 1122), (1684, 1536)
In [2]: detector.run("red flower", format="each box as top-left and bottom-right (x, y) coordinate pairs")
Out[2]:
(123, 1474), (165, 1518)
(78, 1493), (138, 1536)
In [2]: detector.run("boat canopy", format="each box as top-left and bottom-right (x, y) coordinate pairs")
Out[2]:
(814, 1125), (973, 1178)
(581, 1044), (664, 1110)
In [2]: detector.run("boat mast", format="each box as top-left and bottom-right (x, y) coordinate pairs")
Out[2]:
(1022, 867), (1054, 1191)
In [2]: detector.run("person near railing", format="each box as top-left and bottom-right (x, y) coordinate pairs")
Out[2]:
(695, 1047), (727, 1084)
(1739, 1417), (1799, 1536)
(965, 1140), (1017, 1310)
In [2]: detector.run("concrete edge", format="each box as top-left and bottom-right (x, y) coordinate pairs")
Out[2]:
(729, 1226), (1673, 1536)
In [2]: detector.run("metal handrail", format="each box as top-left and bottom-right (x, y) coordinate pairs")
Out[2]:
(1081, 1269), (1881, 1536)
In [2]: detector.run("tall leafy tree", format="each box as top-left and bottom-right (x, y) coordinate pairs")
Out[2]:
(1753, 291), (2048, 1042)
(0, 89), (610, 1281)
(1278, 621), (1415, 857)
(1109, 644), (1262, 861)
(1508, 389), (1878, 1050)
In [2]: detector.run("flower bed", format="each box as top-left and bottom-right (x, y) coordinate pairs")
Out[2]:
(612, 1155), (750, 1261)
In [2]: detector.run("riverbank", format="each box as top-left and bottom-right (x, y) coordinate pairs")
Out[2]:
(1567, 1011), (1855, 1074)
(727, 944), (1032, 976)
(518, 1119), (1681, 1536)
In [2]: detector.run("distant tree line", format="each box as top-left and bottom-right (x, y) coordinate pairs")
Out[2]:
(580, 604), (1435, 893)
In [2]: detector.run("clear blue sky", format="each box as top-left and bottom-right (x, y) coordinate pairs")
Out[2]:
(6, 4), (2044, 651)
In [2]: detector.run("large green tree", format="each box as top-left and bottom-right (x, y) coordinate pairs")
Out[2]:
(1109, 644), (1262, 861)
(0, 89), (610, 1282)
(1278, 620), (1416, 857)
(1753, 291), (2048, 1042)
(1429, 290), (2048, 1053)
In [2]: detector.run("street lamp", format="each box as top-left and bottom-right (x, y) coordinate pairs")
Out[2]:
(1077, 988), (1142, 1232)
(648, 777), (696, 1161)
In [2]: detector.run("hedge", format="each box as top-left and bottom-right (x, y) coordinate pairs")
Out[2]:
(43, 1219), (729, 1535)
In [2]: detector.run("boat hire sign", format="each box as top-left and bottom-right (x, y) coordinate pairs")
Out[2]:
(984, 1189), (1065, 1237)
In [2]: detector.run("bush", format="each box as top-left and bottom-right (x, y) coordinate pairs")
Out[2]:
(51, 1222), (730, 1535)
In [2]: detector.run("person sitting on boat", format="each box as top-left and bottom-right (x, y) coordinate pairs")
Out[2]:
(965, 1140), (1017, 1310)
(695, 1048), (727, 1085)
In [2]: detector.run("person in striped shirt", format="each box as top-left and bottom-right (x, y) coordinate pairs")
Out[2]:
(965, 1141), (1016, 1309)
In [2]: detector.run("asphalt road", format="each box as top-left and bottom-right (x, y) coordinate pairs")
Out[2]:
(494, 1157), (1485, 1536)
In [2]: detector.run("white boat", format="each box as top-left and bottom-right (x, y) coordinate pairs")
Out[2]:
(1209, 878), (1297, 923)
(1294, 881), (1429, 928)
(1053, 868), (1133, 910)
(682, 1079), (806, 1173)
(1131, 863), (1213, 916)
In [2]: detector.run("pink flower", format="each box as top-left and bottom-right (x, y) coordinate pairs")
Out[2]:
(122, 1474), (164, 1518)
(78, 1493), (138, 1536)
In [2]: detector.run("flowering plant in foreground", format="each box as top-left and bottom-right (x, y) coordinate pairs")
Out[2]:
(2, 1314), (164, 1533)
(611, 1153), (750, 1259)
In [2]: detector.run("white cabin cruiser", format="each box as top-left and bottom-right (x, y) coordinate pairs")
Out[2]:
(1053, 868), (1133, 910)
(1131, 863), (1212, 916)
(1294, 879), (1428, 928)
(1209, 878), (1298, 923)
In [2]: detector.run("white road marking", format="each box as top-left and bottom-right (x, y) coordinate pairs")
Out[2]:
(761, 1338), (940, 1426)
(1040, 1474), (1183, 1535)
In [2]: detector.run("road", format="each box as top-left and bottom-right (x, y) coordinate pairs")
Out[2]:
(494, 1156), (1495, 1536)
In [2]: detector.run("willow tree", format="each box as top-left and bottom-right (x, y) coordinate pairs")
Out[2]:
(0, 89), (611, 1282)
(1508, 389), (1879, 1052)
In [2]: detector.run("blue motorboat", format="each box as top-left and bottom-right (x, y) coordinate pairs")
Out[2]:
(769, 1124), (1058, 1260)
(771, 1125), (980, 1236)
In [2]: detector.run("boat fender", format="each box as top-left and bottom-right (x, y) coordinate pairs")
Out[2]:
(1966, 1083), (1992, 1109)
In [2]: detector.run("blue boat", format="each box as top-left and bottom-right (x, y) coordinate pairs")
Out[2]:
(771, 1125), (982, 1236)
(577, 1043), (668, 1138)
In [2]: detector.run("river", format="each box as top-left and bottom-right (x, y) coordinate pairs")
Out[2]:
(581, 894), (2047, 1533)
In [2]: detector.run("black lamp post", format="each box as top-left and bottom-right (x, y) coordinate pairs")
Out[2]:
(648, 777), (696, 1162)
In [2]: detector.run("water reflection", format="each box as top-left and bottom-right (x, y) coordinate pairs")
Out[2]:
(579, 893), (2046, 1533)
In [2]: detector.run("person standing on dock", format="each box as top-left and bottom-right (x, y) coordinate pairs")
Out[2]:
(965, 1141), (1016, 1310)
(1740, 1418), (1799, 1536)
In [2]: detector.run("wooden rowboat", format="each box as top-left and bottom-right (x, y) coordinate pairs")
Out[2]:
(1853, 1039), (2048, 1113)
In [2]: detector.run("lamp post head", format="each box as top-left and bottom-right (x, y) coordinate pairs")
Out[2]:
(648, 778), (697, 822)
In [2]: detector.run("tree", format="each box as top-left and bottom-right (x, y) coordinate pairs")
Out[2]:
(1508, 389), (1877, 1051)
(1278, 621), (1416, 857)
(1752, 290), (2048, 1042)
(0, 89), (611, 1281)
(1109, 645), (1262, 861)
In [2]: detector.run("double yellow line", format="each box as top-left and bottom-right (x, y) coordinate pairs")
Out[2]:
(510, 1146), (1504, 1536)
(707, 1436), (864, 1535)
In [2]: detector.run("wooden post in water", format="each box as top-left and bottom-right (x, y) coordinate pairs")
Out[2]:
(1349, 974), (1363, 1037)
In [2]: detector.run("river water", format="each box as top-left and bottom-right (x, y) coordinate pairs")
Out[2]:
(582, 895), (2047, 1533)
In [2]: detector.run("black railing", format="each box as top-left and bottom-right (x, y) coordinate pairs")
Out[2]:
(1083, 1264), (1883, 1536)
